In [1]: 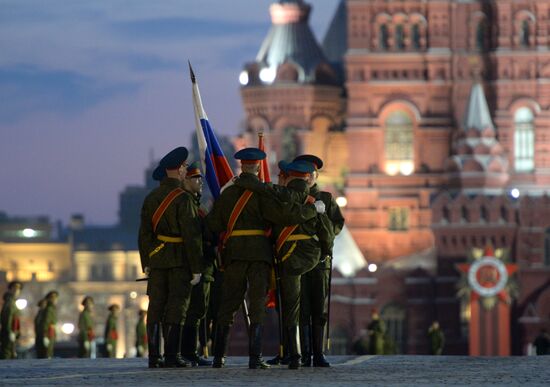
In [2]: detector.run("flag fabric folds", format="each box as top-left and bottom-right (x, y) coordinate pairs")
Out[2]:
(190, 64), (234, 199)
(258, 132), (271, 183)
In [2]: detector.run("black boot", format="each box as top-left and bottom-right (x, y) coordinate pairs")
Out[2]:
(248, 323), (270, 369)
(212, 325), (230, 368)
(312, 324), (330, 367)
(300, 324), (312, 367)
(147, 322), (164, 368)
(164, 324), (189, 368)
(267, 328), (290, 365)
(287, 326), (301, 370)
(181, 324), (212, 366)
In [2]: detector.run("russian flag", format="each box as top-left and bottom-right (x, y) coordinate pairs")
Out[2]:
(190, 63), (234, 199)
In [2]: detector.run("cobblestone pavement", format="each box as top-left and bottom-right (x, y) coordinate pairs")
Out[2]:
(0, 356), (549, 386)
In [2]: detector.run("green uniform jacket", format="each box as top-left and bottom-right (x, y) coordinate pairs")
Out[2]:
(78, 309), (95, 342)
(34, 307), (45, 345)
(104, 314), (118, 347)
(138, 178), (202, 274)
(40, 302), (57, 340)
(428, 327), (445, 355)
(197, 197), (216, 282)
(206, 173), (318, 265)
(135, 318), (147, 348)
(367, 319), (386, 355)
(309, 184), (345, 269)
(1, 293), (20, 359)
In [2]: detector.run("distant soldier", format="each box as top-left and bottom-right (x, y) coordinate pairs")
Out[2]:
(78, 296), (95, 358)
(294, 154), (345, 367)
(136, 310), (147, 358)
(39, 290), (59, 359)
(138, 147), (203, 368)
(533, 328), (550, 355)
(104, 304), (120, 358)
(179, 163), (215, 366)
(34, 298), (47, 358)
(0, 281), (23, 359)
(367, 310), (386, 355)
(428, 321), (445, 355)
(206, 148), (321, 369)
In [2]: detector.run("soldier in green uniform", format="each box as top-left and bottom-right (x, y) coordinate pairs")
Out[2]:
(34, 298), (47, 358)
(39, 290), (59, 359)
(136, 310), (147, 358)
(138, 146), (203, 368)
(78, 296), (95, 358)
(104, 304), (120, 358)
(367, 310), (386, 355)
(428, 321), (445, 355)
(0, 281), (23, 359)
(179, 163), (215, 366)
(206, 148), (321, 369)
(294, 154), (345, 367)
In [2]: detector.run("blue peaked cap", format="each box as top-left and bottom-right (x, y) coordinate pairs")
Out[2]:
(293, 154), (323, 170)
(286, 160), (315, 174)
(234, 147), (266, 161)
(159, 147), (189, 169)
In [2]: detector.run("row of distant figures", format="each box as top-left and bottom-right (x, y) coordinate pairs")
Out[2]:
(13, 339), (147, 359)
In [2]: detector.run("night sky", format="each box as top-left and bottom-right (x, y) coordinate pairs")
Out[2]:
(0, 0), (339, 225)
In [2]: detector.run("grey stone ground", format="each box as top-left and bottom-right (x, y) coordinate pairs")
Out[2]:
(0, 356), (549, 386)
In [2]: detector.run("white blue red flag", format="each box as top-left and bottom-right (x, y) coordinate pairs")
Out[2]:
(190, 63), (234, 198)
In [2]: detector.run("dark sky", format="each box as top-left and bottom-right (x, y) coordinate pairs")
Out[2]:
(0, 0), (340, 225)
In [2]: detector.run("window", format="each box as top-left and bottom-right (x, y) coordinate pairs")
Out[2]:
(520, 20), (530, 47)
(381, 304), (406, 354)
(281, 126), (299, 161)
(379, 24), (389, 49)
(388, 207), (409, 231)
(544, 228), (550, 266)
(476, 21), (486, 50)
(411, 24), (421, 49)
(395, 25), (404, 49)
(384, 111), (414, 175)
(514, 107), (535, 172)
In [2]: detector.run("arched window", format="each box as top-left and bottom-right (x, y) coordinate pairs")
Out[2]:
(379, 24), (389, 49)
(520, 20), (530, 47)
(281, 126), (300, 161)
(476, 21), (486, 50)
(411, 24), (421, 49)
(384, 111), (414, 175)
(381, 304), (406, 354)
(395, 25), (404, 49)
(514, 107), (535, 172)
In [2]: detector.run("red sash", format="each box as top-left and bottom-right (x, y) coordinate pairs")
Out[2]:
(152, 188), (184, 232)
(220, 190), (254, 248)
(275, 195), (316, 252)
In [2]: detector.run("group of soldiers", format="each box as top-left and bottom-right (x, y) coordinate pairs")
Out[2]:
(0, 283), (148, 359)
(138, 146), (344, 369)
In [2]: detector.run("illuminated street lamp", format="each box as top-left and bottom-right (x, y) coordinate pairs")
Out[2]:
(61, 323), (75, 335)
(130, 291), (137, 299)
(239, 70), (249, 86)
(15, 299), (28, 310)
(22, 228), (38, 238)
(336, 196), (348, 208)
(368, 263), (378, 273)
(510, 188), (520, 199)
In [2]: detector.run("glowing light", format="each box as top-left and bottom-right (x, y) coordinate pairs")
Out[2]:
(239, 71), (249, 86)
(368, 263), (378, 273)
(22, 228), (38, 238)
(510, 188), (520, 199)
(140, 299), (149, 311)
(336, 196), (348, 208)
(385, 162), (399, 176)
(259, 67), (276, 83)
(399, 161), (414, 176)
(61, 323), (75, 335)
(15, 299), (27, 310)
(130, 291), (138, 299)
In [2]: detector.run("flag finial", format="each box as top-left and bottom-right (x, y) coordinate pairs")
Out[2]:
(188, 60), (196, 84)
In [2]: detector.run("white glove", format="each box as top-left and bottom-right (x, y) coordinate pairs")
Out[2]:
(190, 273), (202, 285)
(137, 345), (144, 353)
(43, 337), (50, 347)
(9, 332), (16, 342)
(106, 343), (113, 352)
(144, 266), (151, 276)
(84, 340), (90, 350)
(314, 200), (326, 214)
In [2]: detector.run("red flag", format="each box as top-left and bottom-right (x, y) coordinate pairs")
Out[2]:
(258, 132), (271, 183)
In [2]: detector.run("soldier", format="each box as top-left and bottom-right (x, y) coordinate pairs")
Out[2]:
(179, 163), (215, 366)
(428, 321), (445, 355)
(104, 304), (120, 358)
(206, 148), (323, 369)
(136, 310), (147, 358)
(0, 281), (23, 359)
(138, 146), (203, 368)
(367, 310), (386, 355)
(293, 154), (345, 367)
(34, 298), (47, 358)
(39, 290), (59, 359)
(78, 296), (95, 358)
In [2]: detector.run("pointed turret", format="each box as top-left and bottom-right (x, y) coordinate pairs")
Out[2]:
(240, 0), (337, 86)
(444, 83), (509, 191)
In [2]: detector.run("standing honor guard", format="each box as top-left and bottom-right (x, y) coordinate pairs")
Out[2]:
(294, 154), (345, 367)
(206, 148), (320, 369)
(179, 163), (215, 366)
(104, 304), (120, 358)
(0, 281), (23, 359)
(136, 310), (148, 358)
(39, 290), (59, 359)
(78, 296), (95, 358)
(138, 146), (203, 368)
(34, 298), (47, 358)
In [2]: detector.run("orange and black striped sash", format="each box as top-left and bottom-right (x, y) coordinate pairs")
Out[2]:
(152, 188), (184, 232)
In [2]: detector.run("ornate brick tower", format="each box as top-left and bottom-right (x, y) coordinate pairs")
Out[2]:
(238, 0), (346, 189)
